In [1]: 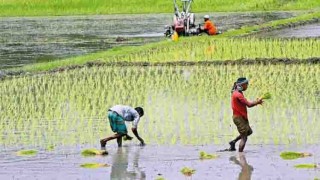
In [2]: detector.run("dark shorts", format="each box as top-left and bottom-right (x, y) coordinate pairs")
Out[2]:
(108, 111), (127, 134)
(233, 116), (253, 136)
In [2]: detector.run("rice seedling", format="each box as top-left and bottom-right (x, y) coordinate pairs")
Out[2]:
(0, 64), (319, 148)
(260, 92), (271, 100)
(294, 164), (317, 169)
(81, 149), (108, 157)
(80, 163), (110, 168)
(280, 152), (312, 160)
(199, 151), (218, 160)
(155, 176), (166, 180)
(19, 38), (320, 73)
(16, 150), (38, 156)
(180, 167), (196, 176)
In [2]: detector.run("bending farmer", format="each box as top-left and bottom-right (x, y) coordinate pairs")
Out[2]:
(199, 15), (217, 35)
(100, 105), (145, 149)
(229, 78), (263, 152)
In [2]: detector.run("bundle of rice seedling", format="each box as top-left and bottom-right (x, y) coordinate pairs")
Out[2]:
(280, 151), (312, 160)
(199, 151), (218, 160)
(81, 149), (108, 157)
(16, 150), (38, 156)
(80, 163), (110, 168)
(180, 167), (196, 176)
(260, 92), (272, 100)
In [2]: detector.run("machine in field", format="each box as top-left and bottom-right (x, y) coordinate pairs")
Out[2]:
(164, 0), (200, 37)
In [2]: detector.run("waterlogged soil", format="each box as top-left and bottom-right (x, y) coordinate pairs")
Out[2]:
(254, 23), (320, 38)
(0, 12), (300, 69)
(0, 144), (319, 180)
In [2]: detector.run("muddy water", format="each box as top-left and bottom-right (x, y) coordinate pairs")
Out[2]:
(0, 144), (319, 180)
(254, 23), (320, 38)
(0, 12), (298, 69)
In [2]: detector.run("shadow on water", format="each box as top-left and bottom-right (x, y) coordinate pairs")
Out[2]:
(230, 153), (253, 180)
(111, 146), (146, 180)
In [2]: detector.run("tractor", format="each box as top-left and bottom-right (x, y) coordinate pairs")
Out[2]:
(164, 0), (200, 37)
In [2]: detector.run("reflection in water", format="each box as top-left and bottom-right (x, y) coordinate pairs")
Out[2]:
(230, 153), (253, 180)
(111, 146), (146, 180)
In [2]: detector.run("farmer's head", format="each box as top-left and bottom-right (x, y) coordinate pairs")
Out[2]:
(236, 77), (249, 91)
(135, 107), (144, 117)
(204, 15), (210, 21)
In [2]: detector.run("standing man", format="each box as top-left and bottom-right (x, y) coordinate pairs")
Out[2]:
(200, 15), (217, 35)
(100, 105), (145, 150)
(229, 78), (263, 152)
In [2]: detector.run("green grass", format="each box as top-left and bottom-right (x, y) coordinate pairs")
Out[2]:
(0, 0), (319, 17)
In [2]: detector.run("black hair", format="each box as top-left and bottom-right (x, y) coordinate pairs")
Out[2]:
(135, 107), (144, 117)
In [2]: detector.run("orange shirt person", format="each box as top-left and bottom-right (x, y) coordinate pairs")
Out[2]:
(203, 15), (217, 35)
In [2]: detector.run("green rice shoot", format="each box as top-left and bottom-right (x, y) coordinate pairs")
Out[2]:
(261, 92), (272, 100)
(294, 164), (317, 169)
(16, 150), (38, 156)
(81, 149), (108, 157)
(280, 152), (312, 160)
(80, 163), (110, 168)
(181, 167), (196, 176)
(199, 151), (218, 160)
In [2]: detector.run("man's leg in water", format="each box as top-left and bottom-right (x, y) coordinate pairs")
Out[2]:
(239, 134), (248, 152)
(100, 133), (123, 149)
(229, 135), (241, 151)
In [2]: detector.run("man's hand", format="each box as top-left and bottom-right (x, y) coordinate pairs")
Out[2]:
(255, 98), (264, 105)
(132, 127), (145, 146)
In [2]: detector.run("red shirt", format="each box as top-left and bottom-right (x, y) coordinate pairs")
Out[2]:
(231, 90), (255, 120)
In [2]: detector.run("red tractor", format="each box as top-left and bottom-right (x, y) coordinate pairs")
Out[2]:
(164, 0), (199, 37)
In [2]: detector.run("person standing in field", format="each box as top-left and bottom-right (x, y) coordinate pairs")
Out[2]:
(201, 15), (217, 35)
(100, 105), (145, 150)
(229, 78), (263, 152)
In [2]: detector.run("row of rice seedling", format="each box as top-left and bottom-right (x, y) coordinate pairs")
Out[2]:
(0, 64), (319, 148)
(110, 38), (319, 63)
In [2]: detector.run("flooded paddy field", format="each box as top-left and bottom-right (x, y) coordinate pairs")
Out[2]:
(253, 23), (320, 38)
(0, 64), (319, 179)
(0, 12), (300, 69)
(0, 144), (319, 180)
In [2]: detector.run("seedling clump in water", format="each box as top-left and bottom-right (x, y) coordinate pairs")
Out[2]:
(180, 167), (196, 176)
(81, 149), (108, 157)
(199, 151), (218, 160)
(294, 164), (317, 169)
(80, 163), (110, 168)
(16, 150), (38, 156)
(280, 151), (312, 160)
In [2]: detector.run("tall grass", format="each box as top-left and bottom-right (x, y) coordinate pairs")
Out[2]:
(0, 0), (319, 16)
(0, 64), (319, 148)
